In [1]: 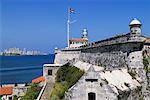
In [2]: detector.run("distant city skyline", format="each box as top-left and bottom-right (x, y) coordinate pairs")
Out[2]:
(0, 47), (47, 55)
(1, 0), (150, 53)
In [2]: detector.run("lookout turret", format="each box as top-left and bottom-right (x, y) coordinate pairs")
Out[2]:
(129, 18), (142, 36)
(82, 29), (88, 39)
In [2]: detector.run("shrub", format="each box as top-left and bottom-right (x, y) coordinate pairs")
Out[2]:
(143, 57), (149, 68)
(21, 83), (42, 100)
(50, 63), (84, 99)
(143, 57), (150, 73)
(13, 95), (18, 100)
(128, 70), (136, 79)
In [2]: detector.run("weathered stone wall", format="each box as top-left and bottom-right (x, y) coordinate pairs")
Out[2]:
(65, 67), (118, 100)
(143, 44), (150, 57)
(80, 34), (145, 49)
(80, 43), (143, 69)
(80, 52), (127, 69)
(54, 34), (145, 67)
(55, 42), (144, 69)
(54, 50), (81, 64)
(43, 66), (59, 82)
(128, 51), (143, 69)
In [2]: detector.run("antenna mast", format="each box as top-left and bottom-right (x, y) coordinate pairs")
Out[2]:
(67, 7), (70, 48)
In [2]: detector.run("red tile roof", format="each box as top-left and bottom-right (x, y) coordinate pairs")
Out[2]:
(0, 86), (13, 95)
(32, 76), (45, 83)
(70, 38), (88, 42)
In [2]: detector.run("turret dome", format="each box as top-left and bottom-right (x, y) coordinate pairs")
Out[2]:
(129, 18), (142, 26)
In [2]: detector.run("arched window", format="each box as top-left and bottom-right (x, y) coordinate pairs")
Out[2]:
(88, 92), (96, 100)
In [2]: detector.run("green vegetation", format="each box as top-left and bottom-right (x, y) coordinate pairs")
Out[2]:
(128, 70), (136, 79)
(139, 95), (144, 100)
(13, 95), (18, 100)
(50, 63), (84, 100)
(0, 96), (2, 100)
(143, 57), (150, 73)
(21, 83), (42, 100)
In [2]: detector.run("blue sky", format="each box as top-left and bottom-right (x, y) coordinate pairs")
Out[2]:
(1, 0), (150, 53)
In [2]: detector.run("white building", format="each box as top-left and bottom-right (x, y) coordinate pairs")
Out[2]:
(65, 62), (141, 100)
(69, 29), (89, 48)
(4, 47), (22, 55)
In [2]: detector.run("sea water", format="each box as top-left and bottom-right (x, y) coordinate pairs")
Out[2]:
(0, 55), (55, 85)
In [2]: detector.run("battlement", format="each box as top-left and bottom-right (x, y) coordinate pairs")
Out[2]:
(62, 33), (146, 52)
(81, 33), (145, 49)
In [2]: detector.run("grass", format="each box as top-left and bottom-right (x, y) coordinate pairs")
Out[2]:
(20, 83), (42, 100)
(143, 57), (150, 73)
(50, 82), (68, 100)
(50, 63), (84, 100)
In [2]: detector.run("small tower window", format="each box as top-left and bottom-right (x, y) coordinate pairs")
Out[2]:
(85, 79), (98, 82)
(48, 69), (52, 75)
(134, 30), (137, 33)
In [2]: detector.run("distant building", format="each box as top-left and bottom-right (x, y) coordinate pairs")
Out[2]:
(2, 47), (44, 56)
(4, 47), (22, 55)
(0, 84), (28, 100)
(22, 48), (27, 55)
(0, 52), (3, 55)
(0, 86), (13, 100)
(69, 29), (89, 48)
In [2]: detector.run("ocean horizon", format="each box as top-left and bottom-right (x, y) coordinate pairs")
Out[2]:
(0, 54), (55, 85)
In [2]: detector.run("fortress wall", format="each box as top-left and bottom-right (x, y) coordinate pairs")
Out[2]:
(81, 34), (145, 49)
(80, 52), (127, 69)
(54, 36), (150, 99)
(80, 35), (127, 49)
(54, 35), (145, 70)
(80, 42), (144, 69)
(54, 50), (81, 64)
(90, 34), (128, 47)
(128, 51), (143, 69)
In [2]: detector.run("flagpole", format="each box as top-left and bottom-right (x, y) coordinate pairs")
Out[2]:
(67, 7), (70, 48)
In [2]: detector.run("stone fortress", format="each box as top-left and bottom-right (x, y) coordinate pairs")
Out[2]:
(44, 18), (150, 100)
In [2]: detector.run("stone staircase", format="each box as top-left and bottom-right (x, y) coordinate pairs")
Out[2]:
(40, 82), (54, 100)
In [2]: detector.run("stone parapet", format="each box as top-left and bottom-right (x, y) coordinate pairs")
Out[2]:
(80, 34), (145, 50)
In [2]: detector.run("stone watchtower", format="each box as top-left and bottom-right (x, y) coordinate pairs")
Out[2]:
(82, 29), (88, 39)
(129, 18), (142, 37)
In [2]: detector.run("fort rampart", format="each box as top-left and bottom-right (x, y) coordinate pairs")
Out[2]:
(55, 34), (146, 70)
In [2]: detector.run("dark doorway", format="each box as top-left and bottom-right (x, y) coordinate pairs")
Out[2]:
(48, 69), (52, 75)
(88, 92), (96, 100)
(8, 96), (12, 100)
